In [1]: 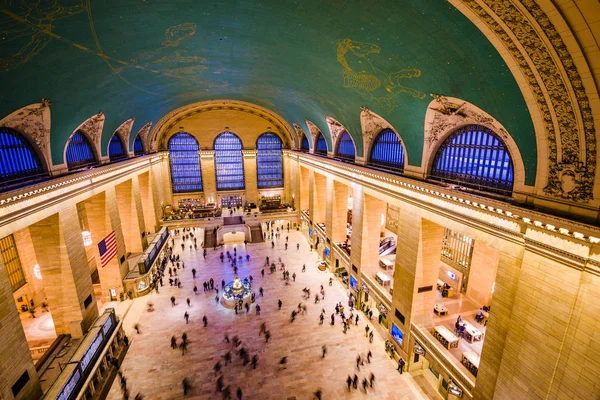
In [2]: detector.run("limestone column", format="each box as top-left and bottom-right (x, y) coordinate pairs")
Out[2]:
(283, 153), (293, 205)
(308, 170), (315, 223)
(391, 207), (444, 354)
(299, 166), (309, 212)
(350, 190), (386, 284)
(159, 154), (173, 206)
(327, 179), (349, 243)
(0, 255), (42, 400)
(82, 189), (128, 303)
(138, 171), (158, 233)
(200, 152), (216, 203)
(243, 151), (258, 204)
(471, 241), (524, 400)
(150, 157), (167, 219)
(29, 207), (99, 337)
(311, 172), (326, 225)
(115, 178), (147, 253)
(13, 228), (45, 305)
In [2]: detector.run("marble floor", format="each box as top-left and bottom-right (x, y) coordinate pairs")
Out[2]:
(107, 227), (436, 399)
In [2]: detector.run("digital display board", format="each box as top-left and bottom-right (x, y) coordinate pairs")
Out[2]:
(391, 323), (404, 346)
(324, 247), (330, 257)
(80, 333), (103, 373)
(350, 275), (357, 290)
(57, 368), (81, 400)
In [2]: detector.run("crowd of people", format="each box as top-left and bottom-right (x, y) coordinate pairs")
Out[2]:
(113, 223), (407, 399)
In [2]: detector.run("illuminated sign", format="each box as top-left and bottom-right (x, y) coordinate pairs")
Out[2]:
(33, 264), (42, 280)
(392, 323), (404, 346)
(81, 231), (92, 246)
(349, 275), (357, 290)
(447, 271), (456, 280)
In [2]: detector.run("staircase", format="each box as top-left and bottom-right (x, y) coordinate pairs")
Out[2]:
(379, 237), (396, 255)
(204, 228), (217, 248)
(250, 225), (263, 243)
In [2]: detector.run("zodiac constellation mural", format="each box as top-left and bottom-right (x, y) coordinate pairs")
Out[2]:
(336, 38), (426, 112)
(0, 0), (86, 71)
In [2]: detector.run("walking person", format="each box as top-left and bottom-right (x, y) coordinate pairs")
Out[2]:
(322, 345), (327, 358)
(203, 315), (208, 327)
(182, 378), (190, 395)
(278, 299), (282, 310)
(171, 296), (176, 306)
(184, 311), (189, 324)
(187, 297), (191, 307)
(397, 357), (406, 374)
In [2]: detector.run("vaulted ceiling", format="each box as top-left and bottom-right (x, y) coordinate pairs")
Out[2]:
(0, 0), (535, 179)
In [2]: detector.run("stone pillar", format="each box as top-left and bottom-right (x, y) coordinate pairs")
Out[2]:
(200, 152), (216, 203)
(283, 154), (293, 205)
(0, 255), (42, 400)
(115, 178), (146, 253)
(81, 190), (128, 303)
(472, 241), (524, 400)
(159, 155), (173, 206)
(299, 166), (309, 212)
(391, 207), (444, 354)
(29, 207), (99, 337)
(466, 241), (499, 306)
(12, 228), (45, 306)
(311, 172), (326, 224)
(351, 191), (386, 282)
(243, 151), (258, 204)
(138, 171), (158, 233)
(327, 179), (349, 243)
(150, 158), (167, 219)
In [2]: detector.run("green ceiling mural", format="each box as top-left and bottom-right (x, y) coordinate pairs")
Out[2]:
(0, 0), (536, 185)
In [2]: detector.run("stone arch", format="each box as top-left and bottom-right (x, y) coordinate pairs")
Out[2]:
(135, 121), (153, 154)
(150, 100), (295, 152)
(325, 116), (356, 160)
(109, 117), (135, 157)
(422, 95), (527, 196)
(0, 100), (52, 173)
(360, 106), (408, 167)
(63, 111), (104, 167)
(305, 119), (323, 155)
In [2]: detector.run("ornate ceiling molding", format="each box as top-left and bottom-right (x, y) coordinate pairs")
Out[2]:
(423, 94), (527, 190)
(459, 0), (596, 202)
(136, 120), (153, 151)
(360, 106), (399, 160)
(149, 100), (295, 151)
(0, 99), (52, 171)
(325, 116), (350, 154)
(305, 119), (322, 149)
(112, 117), (135, 152)
(292, 123), (306, 150)
(70, 111), (105, 161)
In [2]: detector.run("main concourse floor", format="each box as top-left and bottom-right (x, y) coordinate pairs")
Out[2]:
(107, 227), (434, 399)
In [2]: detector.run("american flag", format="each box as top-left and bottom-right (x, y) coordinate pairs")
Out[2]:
(98, 231), (117, 268)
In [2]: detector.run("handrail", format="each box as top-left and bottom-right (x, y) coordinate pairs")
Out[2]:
(410, 323), (475, 397)
(360, 271), (392, 307)
(75, 319), (123, 400)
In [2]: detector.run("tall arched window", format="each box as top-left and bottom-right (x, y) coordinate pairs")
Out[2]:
(315, 133), (328, 156)
(256, 133), (283, 188)
(368, 128), (405, 173)
(214, 132), (245, 191)
(0, 127), (47, 191)
(335, 131), (355, 162)
(133, 135), (145, 156)
(66, 131), (98, 171)
(169, 132), (203, 192)
(430, 125), (514, 194)
(108, 134), (127, 162)
(301, 135), (310, 152)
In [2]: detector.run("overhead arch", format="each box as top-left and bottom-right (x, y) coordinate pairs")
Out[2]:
(64, 112), (104, 167)
(367, 128), (406, 173)
(428, 124), (514, 195)
(108, 133), (128, 162)
(65, 131), (98, 171)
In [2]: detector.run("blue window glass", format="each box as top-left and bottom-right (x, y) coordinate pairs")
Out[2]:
(133, 135), (145, 156)
(368, 129), (405, 173)
(301, 135), (310, 152)
(108, 134), (127, 162)
(0, 127), (47, 192)
(335, 131), (355, 162)
(256, 132), (283, 188)
(66, 131), (97, 171)
(430, 125), (513, 194)
(214, 132), (245, 191)
(169, 132), (203, 193)
(315, 133), (328, 156)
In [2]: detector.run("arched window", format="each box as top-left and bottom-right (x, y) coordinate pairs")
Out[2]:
(133, 135), (145, 156)
(368, 128), (405, 173)
(108, 134), (127, 162)
(214, 132), (245, 191)
(256, 133), (283, 188)
(430, 125), (514, 194)
(169, 132), (203, 192)
(0, 127), (47, 191)
(66, 131), (98, 171)
(301, 135), (310, 152)
(315, 133), (328, 156)
(335, 131), (355, 162)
